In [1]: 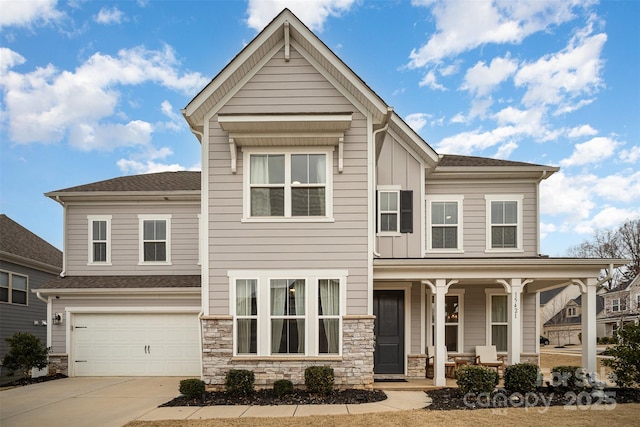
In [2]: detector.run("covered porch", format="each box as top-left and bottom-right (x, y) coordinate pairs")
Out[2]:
(372, 257), (626, 386)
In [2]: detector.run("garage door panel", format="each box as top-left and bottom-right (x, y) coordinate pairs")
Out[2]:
(72, 313), (200, 376)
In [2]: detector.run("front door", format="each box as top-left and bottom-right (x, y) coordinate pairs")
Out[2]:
(373, 290), (405, 374)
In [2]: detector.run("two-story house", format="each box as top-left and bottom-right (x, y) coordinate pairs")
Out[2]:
(598, 276), (640, 337)
(1, 214), (62, 369)
(35, 9), (626, 388)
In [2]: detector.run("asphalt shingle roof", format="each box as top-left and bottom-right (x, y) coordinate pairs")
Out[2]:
(49, 171), (201, 193)
(0, 214), (62, 269)
(438, 154), (550, 168)
(36, 275), (201, 290)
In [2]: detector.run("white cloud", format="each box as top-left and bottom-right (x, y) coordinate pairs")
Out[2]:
(405, 113), (429, 132)
(567, 124), (598, 138)
(450, 113), (466, 124)
(494, 141), (517, 159)
(246, 0), (356, 32)
(407, 0), (583, 68)
(158, 100), (183, 132)
(117, 159), (187, 175)
(0, 48), (26, 75)
(95, 7), (125, 25)
(560, 136), (619, 167)
(462, 56), (518, 97)
(418, 70), (446, 90)
(540, 171), (595, 220)
(620, 146), (640, 164)
(68, 120), (153, 151)
(0, 0), (63, 28)
(1, 45), (208, 146)
(574, 207), (640, 235)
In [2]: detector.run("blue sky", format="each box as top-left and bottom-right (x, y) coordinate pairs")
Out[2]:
(1, 0), (638, 256)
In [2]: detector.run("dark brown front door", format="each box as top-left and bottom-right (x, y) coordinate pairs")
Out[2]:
(373, 290), (405, 374)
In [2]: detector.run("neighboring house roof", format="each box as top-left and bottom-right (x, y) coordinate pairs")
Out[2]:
(604, 275), (639, 294)
(540, 287), (565, 305)
(47, 171), (201, 193)
(36, 275), (201, 290)
(0, 214), (62, 272)
(544, 294), (604, 326)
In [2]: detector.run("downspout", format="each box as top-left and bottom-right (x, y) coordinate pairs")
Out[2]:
(55, 196), (67, 277)
(36, 292), (52, 349)
(372, 107), (393, 258)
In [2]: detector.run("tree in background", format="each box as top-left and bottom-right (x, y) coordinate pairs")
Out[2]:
(568, 218), (640, 287)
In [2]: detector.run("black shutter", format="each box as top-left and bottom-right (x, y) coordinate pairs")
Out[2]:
(400, 190), (413, 233)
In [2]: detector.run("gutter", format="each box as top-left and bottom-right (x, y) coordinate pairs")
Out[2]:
(372, 107), (393, 258)
(55, 196), (67, 278)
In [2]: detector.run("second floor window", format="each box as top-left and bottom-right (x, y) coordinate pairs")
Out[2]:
(139, 215), (171, 264)
(486, 195), (523, 251)
(247, 150), (330, 219)
(427, 196), (463, 251)
(0, 271), (28, 305)
(88, 215), (111, 264)
(378, 190), (399, 233)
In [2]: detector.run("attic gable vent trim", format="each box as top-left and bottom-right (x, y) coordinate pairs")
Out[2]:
(218, 113), (353, 174)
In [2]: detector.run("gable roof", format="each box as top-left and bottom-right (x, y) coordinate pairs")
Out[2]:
(0, 214), (62, 272)
(438, 154), (552, 168)
(47, 171), (201, 194)
(540, 287), (566, 305)
(544, 294), (605, 326)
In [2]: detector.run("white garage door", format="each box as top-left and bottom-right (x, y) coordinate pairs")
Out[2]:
(73, 313), (201, 376)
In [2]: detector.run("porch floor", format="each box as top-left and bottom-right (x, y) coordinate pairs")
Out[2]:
(372, 378), (458, 390)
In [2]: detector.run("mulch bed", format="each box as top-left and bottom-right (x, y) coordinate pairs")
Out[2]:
(1, 373), (68, 387)
(161, 388), (387, 407)
(425, 387), (640, 410)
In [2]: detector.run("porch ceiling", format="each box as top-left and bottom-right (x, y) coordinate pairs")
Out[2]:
(373, 257), (629, 291)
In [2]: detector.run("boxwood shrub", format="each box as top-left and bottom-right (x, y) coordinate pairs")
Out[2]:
(225, 369), (255, 396)
(304, 366), (334, 395)
(456, 365), (499, 395)
(273, 379), (294, 398)
(179, 378), (206, 399)
(503, 363), (541, 393)
(550, 365), (586, 392)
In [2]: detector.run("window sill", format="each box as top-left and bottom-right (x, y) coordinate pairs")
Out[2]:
(484, 248), (524, 254)
(137, 262), (173, 266)
(231, 355), (343, 361)
(377, 232), (401, 237)
(241, 217), (335, 223)
(87, 262), (112, 266)
(425, 249), (464, 254)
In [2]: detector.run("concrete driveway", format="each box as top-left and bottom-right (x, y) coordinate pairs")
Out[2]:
(0, 376), (184, 427)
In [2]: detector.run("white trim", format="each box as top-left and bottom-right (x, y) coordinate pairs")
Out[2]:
(87, 215), (112, 266)
(484, 194), (524, 253)
(242, 147), (334, 221)
(426, 288), (465, 353)
(425, 195), (464, 253)
(485, 289), (508, 351)
(377, 185), (401, 235)
(138, 214), (172, 265)
(228, 269), (348, 358)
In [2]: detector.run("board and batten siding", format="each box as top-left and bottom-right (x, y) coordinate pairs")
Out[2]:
(49, 295), (200, 354)
(207, 46), (370, 315)
(425, 181), (539, 257)
(64, 203), (200, 276)
(376, 135), (423, 258)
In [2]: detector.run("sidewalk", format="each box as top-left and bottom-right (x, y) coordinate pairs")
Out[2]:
(135, 390), (432, 421)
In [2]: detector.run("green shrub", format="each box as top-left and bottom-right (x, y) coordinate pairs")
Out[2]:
(456, 365), (499, 395)
(503, 363), (541, 393)
(1, 332), (50, 377)
(602, 323), (640, 387)
(225, 369), (255, 396)
(179, 378), (205, 399)
(550, 365), (586, 392)
(304, 366), (334, 395)
(273, 379), (294, 398)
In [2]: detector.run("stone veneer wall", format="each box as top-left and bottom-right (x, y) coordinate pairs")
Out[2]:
(407, 354), (426, 379)
(48, 353), (68, 376)
(201, 315), (375, 390)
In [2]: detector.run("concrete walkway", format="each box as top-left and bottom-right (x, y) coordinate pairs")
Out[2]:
(0, 377), (432, 427)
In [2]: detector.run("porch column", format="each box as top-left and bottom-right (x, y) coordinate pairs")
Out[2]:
(432, 279), (448, 387)
(508, 279), (523, 365)
(580, 277), (598, 373)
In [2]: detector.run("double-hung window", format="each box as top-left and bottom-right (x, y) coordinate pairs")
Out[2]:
(246, 149), (332, 220)
(488, 293), (508, 352)
(138, 215), (171, 264)
(426, 196), (463, 251)
(567, 307), (577, 317)
(377, 187), (413, 234)
(88, 215), (111, 265)
(612, 298), (620, 312)
(429, 292), (464, 352)
(0, 271), (28, 305)
(485, 195), (523, 251)
(230, 271), (345, 356)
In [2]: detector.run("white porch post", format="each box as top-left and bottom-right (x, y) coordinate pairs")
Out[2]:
(508, 279), (523, 365)
(433, 279), (447, 387)
(581, 277), (598, 373)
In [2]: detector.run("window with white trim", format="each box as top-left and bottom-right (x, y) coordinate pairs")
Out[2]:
(487, 293), (508, 352)
(485, 195), (523, 251)
(0, 271), (28, 305)
(245, 149), (332, 220)
(636, 294), (640, 309)
(88, 215), (111, 264)
(429, 292), (464, 353)
(230, 271), (345, 356)
(378, 189), (399, 233)
(426, 196), (463, 251)
(138, 215), (171, 264)
(612, 298), (620, 312)
(567, 307), (577, 317)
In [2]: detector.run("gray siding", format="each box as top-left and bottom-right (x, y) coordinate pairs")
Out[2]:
(65, 203), (200, 276)
(376, 135), (423, 258)
(50, 295), (200, 353)
(208, 46), (370, 315)
(425, 181), (539, 257)
(0, 261), (55, 357)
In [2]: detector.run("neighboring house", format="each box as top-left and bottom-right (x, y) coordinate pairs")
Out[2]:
(598, 276), (640, 337)
(544, 294), (604, 346)
(0, 214), (63, 366)
(539, 284), (581, 337)
(34, 9), (626, 388)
